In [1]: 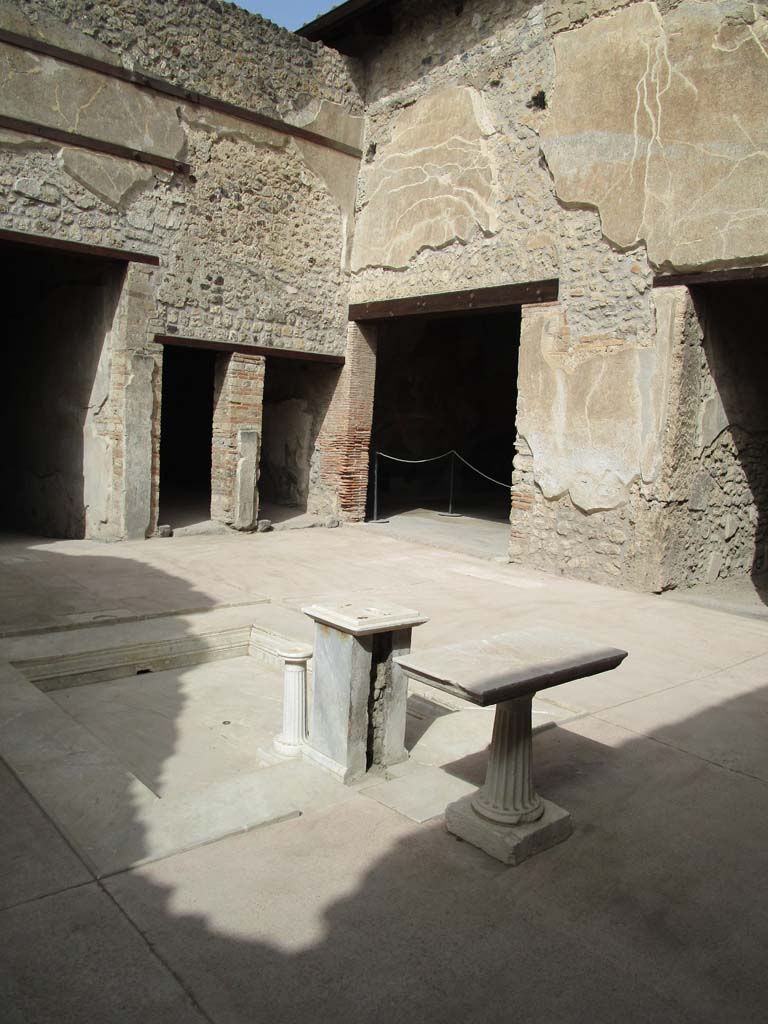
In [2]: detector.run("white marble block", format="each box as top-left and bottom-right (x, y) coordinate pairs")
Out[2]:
(302, 603), (428, 783)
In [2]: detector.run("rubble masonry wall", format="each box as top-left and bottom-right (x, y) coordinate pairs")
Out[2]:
(0, 0), (364, 536)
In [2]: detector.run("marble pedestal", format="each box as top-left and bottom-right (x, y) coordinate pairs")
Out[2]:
(302, 602), (428, 783)
(445, 696), (572, 865)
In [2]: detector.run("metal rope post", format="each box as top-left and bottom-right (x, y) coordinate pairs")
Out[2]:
(370, 451), (389, 523)
(369, 448), (508, 524)
(439, 450), (462, 517)
(449, 450), (454, 514)
(373, 450), (378, 522)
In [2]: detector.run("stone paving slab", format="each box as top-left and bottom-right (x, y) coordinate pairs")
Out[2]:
(1, 528), (768, 1021)
(0, 885), (205, 1024)
(363, 508), (510, 561)
(102, 785), (750, 1024)
(0, 760), (91, 911)
(596, 656), (768, 782)
(0, 603), (268, 661)
(360, 764), (476, 822)
(48, 658), (286, 798)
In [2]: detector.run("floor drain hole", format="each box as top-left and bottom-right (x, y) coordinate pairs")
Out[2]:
(136, 668), (153, 675)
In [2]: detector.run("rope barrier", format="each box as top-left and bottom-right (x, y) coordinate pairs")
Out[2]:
(451, 451), (511, 489)
(378, 451), (453, 465)
(370, 447), (511, 522)
(376, 449), (510, 488)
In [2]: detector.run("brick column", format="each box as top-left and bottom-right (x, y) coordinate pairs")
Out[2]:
(211, 351), (265, 530)
(315, 322), (377, 521)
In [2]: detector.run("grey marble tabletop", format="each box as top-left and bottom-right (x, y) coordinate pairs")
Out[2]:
(395, 627), (627, 706)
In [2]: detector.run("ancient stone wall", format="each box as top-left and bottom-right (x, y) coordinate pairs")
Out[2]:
(1, 0), (364, 356)
(351, 0), (768, 588)
(0, 0), (364, 537)
(352, 0), (655, 346)
(657, 284), (768, 589)
(7, 0), (362, 116)
(508, 293), (676, 589)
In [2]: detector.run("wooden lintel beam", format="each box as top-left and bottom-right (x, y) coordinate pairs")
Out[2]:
(0, 28), (363, 160)
(0, 227), (160, 265)
(653, 266), (768, 288)
(155, 334), (345, 365)
(349, 279), (559, 321)
(0, 114), (190, 174)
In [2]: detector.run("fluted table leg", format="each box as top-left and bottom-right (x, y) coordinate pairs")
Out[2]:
(445, 689), (572, 865)
(471, 696), (544, 825)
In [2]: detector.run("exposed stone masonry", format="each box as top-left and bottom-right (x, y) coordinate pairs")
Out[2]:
(0, 0), (363, 539)
(10, 0), (362, 118)
(352, 0), (655, 352)
(657, 284), (768, 589)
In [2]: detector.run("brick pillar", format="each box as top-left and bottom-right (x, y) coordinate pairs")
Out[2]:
(315, 322), (377, 521)
(211, 351), (265, 530)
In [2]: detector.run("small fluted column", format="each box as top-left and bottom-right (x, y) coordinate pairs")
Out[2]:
(273, 643), (313, 758)
(471, 696), (544, 825)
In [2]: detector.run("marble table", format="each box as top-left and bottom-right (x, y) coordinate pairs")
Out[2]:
(302, 602), (428, 783)
(395, 628), (627, 864)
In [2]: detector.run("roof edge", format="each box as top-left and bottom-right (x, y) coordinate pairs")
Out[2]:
(296, 0), (393, 43)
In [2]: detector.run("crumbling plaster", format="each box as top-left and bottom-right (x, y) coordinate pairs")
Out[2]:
(351, 0), (656, 353)
(515, 293), (673, 515)
(541, 0), (768, 271)
(351, 85), (499, 271)
(2, 0), (767, 586)
(348, 0), (768, 586)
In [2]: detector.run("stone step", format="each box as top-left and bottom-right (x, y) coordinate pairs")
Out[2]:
(2, 603), (312, 691)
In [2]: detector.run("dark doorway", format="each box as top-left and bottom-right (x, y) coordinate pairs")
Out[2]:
(367, 310), (521, 522)
(259, 358), (339, 525)
(0, 242), (124, 539)
(158, 345), (216, 529)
